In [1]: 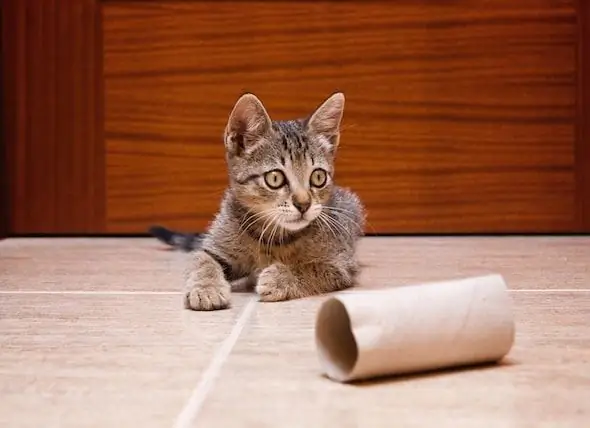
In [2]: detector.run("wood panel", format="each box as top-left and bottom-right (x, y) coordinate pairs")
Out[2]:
(2, 0), (105, 235)
(0, 0), (7, 238)
(104, 0), (578, 234)
(577, 0), (590, 231)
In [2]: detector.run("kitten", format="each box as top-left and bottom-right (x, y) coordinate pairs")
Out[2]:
(184, 92), (365, 311)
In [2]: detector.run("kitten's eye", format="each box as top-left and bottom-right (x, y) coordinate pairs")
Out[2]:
(310, 168), (328, 188)
(264, 170), (286, 189)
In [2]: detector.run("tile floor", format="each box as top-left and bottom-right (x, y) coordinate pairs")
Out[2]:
(0, 237), (589, 427)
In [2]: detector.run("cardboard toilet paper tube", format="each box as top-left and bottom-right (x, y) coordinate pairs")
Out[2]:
(315, 274), (515, 383)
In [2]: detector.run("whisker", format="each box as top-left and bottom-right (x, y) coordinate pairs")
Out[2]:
(279, 224), (285, 248)
(324, 207), (376, 233)
(253, 210), (277, 264)
(322, 212), (354, 241)
(237, 210), (274, 241)
(266, 216), (281, 257)
(322, 207), (365, 233)
(258, 211), (278, 260)
(237, 205), (262, 233)
(314, 215), (328, 237)
(318, 212), (339, 241)
(322, 206), (357, 215)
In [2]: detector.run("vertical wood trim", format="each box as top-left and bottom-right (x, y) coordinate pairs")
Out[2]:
(0, 0), (23, 238)
(0, 0), (7, 238)
(2, 0), (105, 234)
(577, 0), (590, 231)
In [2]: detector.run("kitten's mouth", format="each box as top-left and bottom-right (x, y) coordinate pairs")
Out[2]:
(281, 217), (310, 231)
(286, 218), (307, 224)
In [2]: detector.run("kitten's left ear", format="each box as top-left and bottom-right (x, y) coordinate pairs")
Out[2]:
(305, 92), (345, 151)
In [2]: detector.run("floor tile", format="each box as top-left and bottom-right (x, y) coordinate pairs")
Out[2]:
(1, 237), (588, 427)
(357, 236), (590, 290)
(0, 238), (189, 291)
(0, 293), (250, 428)
(2, 236), (588, 292)
(195, 291), (590, 427)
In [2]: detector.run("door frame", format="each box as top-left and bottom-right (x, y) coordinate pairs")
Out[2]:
(577, 0), (590, 231)
(1, 0), (8, 239)
(1, 0), (589, 235)
(1, 0), (105, 236)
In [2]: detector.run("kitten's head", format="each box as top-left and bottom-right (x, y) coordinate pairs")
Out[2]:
(223, 92), (345, 232)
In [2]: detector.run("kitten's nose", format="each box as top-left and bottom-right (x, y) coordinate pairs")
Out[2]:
(292, 197), (311, 214)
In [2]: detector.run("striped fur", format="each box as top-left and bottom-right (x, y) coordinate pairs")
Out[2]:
(184, 92), (365, 310)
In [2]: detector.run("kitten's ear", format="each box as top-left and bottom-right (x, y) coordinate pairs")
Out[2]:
(306, 92), (345, 151)
(224, 93), (272, 157)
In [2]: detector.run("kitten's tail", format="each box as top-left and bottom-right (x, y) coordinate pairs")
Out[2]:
(148, 225), (202, 252)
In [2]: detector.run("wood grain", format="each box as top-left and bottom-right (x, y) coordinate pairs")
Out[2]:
(577, 0), (590, 231)
(0, 0), (7, 239)
(2, 0), (105, 234)
(104, 1), (578, 233)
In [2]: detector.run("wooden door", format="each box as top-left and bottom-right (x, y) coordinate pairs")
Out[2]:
(2, 0), (105, 235)
(3, 0), (590, 235)
(1, 0), (9, 239)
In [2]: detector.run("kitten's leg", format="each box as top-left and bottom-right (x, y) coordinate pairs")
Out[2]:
(230, 272), (258, 292)
(184, 250), (232, 311)
(256, 260), (357, 302)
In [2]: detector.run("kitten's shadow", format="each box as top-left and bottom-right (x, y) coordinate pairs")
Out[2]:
(322, 358), (518, 387)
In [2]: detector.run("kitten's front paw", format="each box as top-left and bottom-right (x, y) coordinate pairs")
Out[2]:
(184, 279), (231, 311)
(184, 250), (232, 311)
(255, 263), (297, 302)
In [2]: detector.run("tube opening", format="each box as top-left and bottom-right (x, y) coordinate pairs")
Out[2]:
(315, 298), (358, 381)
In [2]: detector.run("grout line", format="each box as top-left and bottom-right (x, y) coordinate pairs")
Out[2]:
(0, 289), (589, 295)
(508, 289), (590, 293)
(173, 297), (258, 428)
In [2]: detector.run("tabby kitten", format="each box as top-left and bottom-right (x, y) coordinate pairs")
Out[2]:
(184, 92), (365, 311)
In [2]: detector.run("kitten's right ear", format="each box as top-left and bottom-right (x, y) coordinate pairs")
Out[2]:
(224, 93), (272, 157)
(305, 92), (345, 153)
